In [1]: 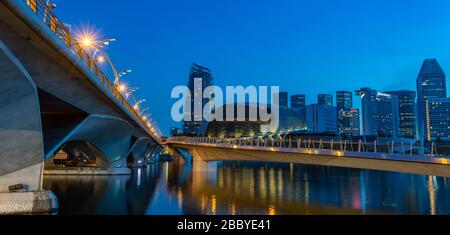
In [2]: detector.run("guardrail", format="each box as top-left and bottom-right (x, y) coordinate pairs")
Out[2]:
(21, 0), (160, 142)
(168, 136), (447, 158)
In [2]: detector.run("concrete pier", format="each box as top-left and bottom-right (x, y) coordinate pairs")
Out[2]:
(0, 191), (58, 215)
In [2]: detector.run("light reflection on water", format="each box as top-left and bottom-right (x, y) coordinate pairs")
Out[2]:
(43, 160), (450, 215)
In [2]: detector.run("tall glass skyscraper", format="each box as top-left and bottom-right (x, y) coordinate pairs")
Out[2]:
(183, 63), (213, 135)
(338, 109), (360, 138)
(306, 104), (337, 133)
(356, 88), (397, 137)
(336, 91), (353, 111)
(318, 94), (333, 106)
(291, 94), (306, 111)
(277, 92), (289, 108)
(336, 91), (355, 136)
(386, 90), (417, 139)
(291, 94), (306, 120)
(425, 98), (450, 141)
(416, 58), (447, 140)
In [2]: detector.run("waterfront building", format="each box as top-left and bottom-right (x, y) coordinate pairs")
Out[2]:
(416, 58), (447, 139)
(291, 94), (306, 122)
(291, 94), (306, 113)
(425, 98), (450, 141)
(183, 63), (213, 136)
(306, 104), (337, 133)
(205, 103), (306, 138)
(318, 94), (333, 106)
(356, 88), (398, 138)
(338, 109), (360, 138)
(336, 91), (353, 111)
(386, 90), (417, 139)
(277, 92), (289, 108)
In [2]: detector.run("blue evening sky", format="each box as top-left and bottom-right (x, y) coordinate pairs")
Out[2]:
(55, 0), (450, 135)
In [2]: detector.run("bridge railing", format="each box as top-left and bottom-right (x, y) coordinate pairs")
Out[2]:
(168, 136), (446, 158)
(21, 0), (160, 142)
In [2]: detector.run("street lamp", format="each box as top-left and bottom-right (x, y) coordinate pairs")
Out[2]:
(119, 69), (133, 78)
(133, 99), (146, 111)
(125, 87), (139, 99)
(79, 36), (123, 87)
(118, 83), (127, 93)
(139, 108), (149, 116)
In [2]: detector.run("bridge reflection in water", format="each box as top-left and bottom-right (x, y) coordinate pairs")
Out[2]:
(43, 156), (450, 215)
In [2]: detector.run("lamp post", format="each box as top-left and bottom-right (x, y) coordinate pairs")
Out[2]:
(78, 36), (160, 139)
(139, 108), (149, 117)
(133, 99), (146, 111)
(119, 69), (133, 78)
(125, 87), (139, 99)
(80, 37), (124, 87)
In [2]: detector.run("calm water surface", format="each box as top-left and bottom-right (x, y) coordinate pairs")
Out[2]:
(43, 160), (450, 215)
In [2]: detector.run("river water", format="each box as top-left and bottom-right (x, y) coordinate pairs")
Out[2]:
(43, 160), (450, 215)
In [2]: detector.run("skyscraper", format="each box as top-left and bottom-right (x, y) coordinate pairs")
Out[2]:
(183, 63), (213, 135)
(356, 88), (397, 137)
(291, 94), (306, 120)
(318, 94), (333, 106)
(425, 98), (450, 141)
(291, 94), (306, 111)
(338, 109), (360, 138)
(386, 90), (417, 139)
(336, 91), (353, 111)
(306, 104), (337, 133)
(277, 92), (289, 108)
(416, 58), (447, 139)
(336, 91), (355, 135)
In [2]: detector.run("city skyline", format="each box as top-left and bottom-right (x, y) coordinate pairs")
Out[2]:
(3, 0), (450, 220)
(54, 0), (450, 135)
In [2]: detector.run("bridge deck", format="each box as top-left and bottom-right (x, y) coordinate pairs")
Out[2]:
(168, 137), (450, 177)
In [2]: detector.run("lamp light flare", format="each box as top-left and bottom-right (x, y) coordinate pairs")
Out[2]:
(118, 84), (127, 93)
(97, 56), (105, 63)
(82, 37), (93, 47)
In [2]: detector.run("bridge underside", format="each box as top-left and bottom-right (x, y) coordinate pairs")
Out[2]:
(172, 144), (450, 178)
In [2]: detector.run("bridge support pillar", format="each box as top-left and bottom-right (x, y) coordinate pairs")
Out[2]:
(0, 40), (57, 214)
(44, 115), (148, 175)
(191, 150), (210, 193)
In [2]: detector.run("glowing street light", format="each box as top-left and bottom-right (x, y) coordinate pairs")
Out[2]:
(118, 84), (127, 93)
(97, 55), (105, 63)
(78, 35), (122, 86)
(76, 32), (159, 138)
(82, 37), (93, 47)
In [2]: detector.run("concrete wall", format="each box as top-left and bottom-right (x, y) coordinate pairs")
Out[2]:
(0, 40), (44, 192)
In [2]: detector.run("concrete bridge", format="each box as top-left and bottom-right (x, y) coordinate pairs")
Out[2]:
(0, 0), (163, 214)
(167, 136), (450, 178)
